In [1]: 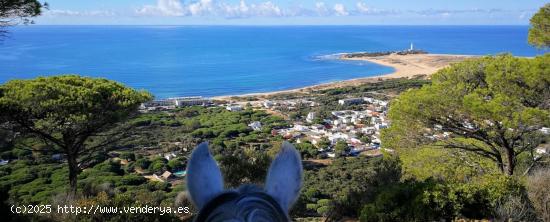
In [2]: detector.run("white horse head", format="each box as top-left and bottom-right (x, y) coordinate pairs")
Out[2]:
(186, 142), (303, 222)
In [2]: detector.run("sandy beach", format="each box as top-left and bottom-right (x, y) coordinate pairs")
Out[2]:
(213, 53), (471, 101)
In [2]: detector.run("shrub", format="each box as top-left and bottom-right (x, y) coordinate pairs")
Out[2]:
(527, 168), (550, 222)
(120, 175), (146, 186)
(135, 158), (151, 170)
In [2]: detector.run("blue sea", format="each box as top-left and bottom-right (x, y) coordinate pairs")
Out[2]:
(0, 26), (545, 98)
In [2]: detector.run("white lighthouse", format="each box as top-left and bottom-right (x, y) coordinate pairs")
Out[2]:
(409, 42), (414, 51)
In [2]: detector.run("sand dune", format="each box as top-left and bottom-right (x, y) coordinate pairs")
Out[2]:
(342, 53), (472, 78)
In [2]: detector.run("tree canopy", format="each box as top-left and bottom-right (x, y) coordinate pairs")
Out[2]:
(0, 0), (45, 36)
(383, 54), (550, 176)
(0, 75), (152, 193)
(528, 3), (550, 48)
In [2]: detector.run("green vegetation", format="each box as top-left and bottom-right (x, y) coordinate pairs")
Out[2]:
(377, 54), (550, 221)
(384, 54), (550, 176)
(0, 75), (152, 194)
(1, 50), (549, 222)
(341, 50), (427, 58)
(360, 174), (529, 221)
(333, 140), (349, 157)
(527, 168), (550, 221)
(0, 0), (45, 37)
(528, 3), (550, 48)
(295, 142), (318, 159)
(296, 156), (402, 219)
(263, 77), (430, 124)
(319, 77), (430, 96)
(0, 95), (294, 219)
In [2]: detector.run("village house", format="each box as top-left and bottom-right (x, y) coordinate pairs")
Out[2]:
(140, 100), (176, 111)
(226, 104), (243, 112)
(163, 152), (177, 161)
(263, 100), (274, 108)
(271, 96), (390, 159)
(338, 98), (364, 106)
(248, 121), (262, 131)
(172, 96), (211, 107)
(306, 112), (317, 123)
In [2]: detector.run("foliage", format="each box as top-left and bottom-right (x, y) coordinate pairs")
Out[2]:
(120, 174), (147, 186)
(359, 180), (439, 222)
(527, 168), (550, 222)
(0, 161), (67, 204)
(528, 3), (550, 48)
(149, 157), (168, 174)
(316, 137), (330, 149)
(215, 146), (272, 188)
(397, 145), (499, 182)
(384, 54), (550, 175)
(72, 192), (181, 222)
(360, 174), (530, 221)
(119, 152), (136, 161)
(135, 158), (151, 170)
(318, 77), (430, 96)
(167, 157), (185, 171)
(0, 0), (45, 37)
(494, 194), (537, 222)
(295, 156), (402, 219)
(0, 75), (152, 192)
(295, 142), (318, 159)
(334, 141), (349, 157)
(0, 74), (544, 221)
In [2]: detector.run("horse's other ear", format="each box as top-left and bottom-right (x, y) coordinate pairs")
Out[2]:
(186, 142), (224, 210)
(265, 141), (303, 212)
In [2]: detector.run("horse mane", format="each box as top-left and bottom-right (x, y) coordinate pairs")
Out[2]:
(195, 185), (288, 222)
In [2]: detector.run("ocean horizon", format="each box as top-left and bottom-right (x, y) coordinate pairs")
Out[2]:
(0, 25), (545, 98)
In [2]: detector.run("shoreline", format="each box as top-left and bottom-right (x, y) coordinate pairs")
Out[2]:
(212, 53), (472, 101)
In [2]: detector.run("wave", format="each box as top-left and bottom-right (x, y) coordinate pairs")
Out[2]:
(312, 53), (348, 61)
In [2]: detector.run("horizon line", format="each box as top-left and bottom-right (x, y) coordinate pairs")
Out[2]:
(22, 24), (532, 27)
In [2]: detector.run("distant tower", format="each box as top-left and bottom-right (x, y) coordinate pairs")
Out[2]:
(409, 42), (414, 51)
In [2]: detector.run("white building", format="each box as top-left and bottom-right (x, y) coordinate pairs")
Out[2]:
(248, 121), (262, 131)
(306, 112), (317, 123)
(329, 132), (349, 144)
(375, 123), (388, 130)
(172, 97), (210, 107)
(263, 100), (274, 108)
(226, 105), (243, 112)
(293, 124), (308, 132)
(164, 152), (177, 161)
(364, 97), (375, 103)
(361, 127), (376, 135)
(140, 100), (175, 110)
(535, 146), (549, 159)
(338, 98), (364, 106)
(311, 124), (325, 131)
(377, 101), (388, 107)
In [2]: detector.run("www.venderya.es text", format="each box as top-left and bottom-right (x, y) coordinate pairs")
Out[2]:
(11, 204), (191, 216)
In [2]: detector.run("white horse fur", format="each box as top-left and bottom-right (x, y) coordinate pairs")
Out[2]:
(187, 141), (303, 222)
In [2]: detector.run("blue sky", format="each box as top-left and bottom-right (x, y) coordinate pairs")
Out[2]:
(35, 0), (548, 25)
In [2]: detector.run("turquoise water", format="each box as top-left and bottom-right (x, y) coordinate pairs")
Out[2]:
(0, 26), (544, 98)
(174, 171), (186, 177)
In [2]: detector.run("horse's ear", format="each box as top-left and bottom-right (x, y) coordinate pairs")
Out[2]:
(186, 142), (224, 210)
(265, 141), (303, 212)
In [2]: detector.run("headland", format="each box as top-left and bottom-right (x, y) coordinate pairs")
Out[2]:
(212, 52), (472, 101)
